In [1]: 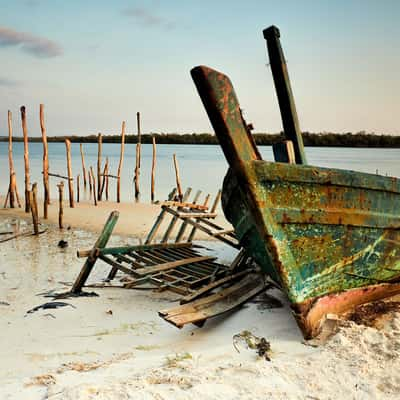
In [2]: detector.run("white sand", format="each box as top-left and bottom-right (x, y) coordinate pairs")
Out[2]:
(0, 211), (399, 400)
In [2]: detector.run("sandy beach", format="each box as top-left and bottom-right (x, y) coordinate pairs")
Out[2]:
(0, 202), (399, 400)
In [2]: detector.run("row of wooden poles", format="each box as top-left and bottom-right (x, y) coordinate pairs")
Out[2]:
(4, 105), (184, 230)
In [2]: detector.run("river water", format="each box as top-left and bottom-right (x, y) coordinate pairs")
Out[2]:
(0, 143), (399, 203)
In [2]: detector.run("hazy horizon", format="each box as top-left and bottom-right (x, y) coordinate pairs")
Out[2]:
(1, 0), (399, 137)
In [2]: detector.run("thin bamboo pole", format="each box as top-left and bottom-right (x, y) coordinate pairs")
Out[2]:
(117, 121), (125, 203)
(57, 181), (64, 229)
(21, 106), (30, 212)
(80, 143), (87, 188)
(29, 183), (39, 235)
(65, 139), (74, 208)
(151, 136), (157, 202)
(173, 154), (183, 202)
(90, 166), (97, 206)
(97, 133), (102, 201)
(40, 104), (50, 219)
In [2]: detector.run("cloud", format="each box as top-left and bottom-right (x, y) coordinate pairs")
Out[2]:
(122, 7), (175, 30)
(0, 26), (63, 58)
(0, 77), (20, 87)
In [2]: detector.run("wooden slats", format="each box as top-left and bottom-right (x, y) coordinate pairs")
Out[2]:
(134, 256), (216, 276)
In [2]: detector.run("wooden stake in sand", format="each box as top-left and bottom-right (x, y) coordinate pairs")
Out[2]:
(57, 181), (64, 229)
(65, 139), (74, 208)
(134, 113), (141, 200)
(29, 183), (39, 235)
(80, 143), (87, 188)
(90, 166), (97, 206)
(77, 174), (80, 203)
(88, 168), (93, 196)
(40, 104), (50, 219)
(99, 159), (108, 200)
(173, 154), (183, 202)
(117, 121), (125, 203)
(105, 158), (109, 201)
(97, 133), (102, 201)
(5, 111), (21, 209)
(151, 136), (157, 202)
(21, 106), (30, 213)
(134, 143), (140, 201)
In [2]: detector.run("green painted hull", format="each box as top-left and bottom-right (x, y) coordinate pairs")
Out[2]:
(191, 65), (400, 337)
(222, 164), (400, 304)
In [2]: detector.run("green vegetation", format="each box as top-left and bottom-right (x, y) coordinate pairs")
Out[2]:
(1, 131), (399, 147)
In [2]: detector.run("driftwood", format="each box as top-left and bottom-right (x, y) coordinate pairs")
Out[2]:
(134, 143), (140, 200)
(117, 121), (125, 203)
(21, 106), (30, 212)
(40, 104), (50, 218)
(65, 139), (74, 208)
(0, 229), (47, 244)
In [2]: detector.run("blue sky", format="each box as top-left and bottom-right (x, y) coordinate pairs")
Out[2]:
(0, 0), (399, 136)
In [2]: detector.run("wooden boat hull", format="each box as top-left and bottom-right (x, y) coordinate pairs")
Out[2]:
(191, 65), (400, 338)
(223, 164), (400, 337)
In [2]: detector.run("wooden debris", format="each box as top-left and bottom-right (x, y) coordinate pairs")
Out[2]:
(90, 166), (97, 206)
(97, 133), (102, 201)
(71, 210), (119, 293)
(159, 273), (267, 328)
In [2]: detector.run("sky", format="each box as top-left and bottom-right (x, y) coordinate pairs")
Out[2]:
(0, 0), (399, 137)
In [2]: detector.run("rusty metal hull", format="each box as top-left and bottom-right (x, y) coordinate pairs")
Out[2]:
(191, 65), (400, 338)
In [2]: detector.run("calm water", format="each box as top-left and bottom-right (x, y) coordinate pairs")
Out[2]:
(0, 142), (399, 204)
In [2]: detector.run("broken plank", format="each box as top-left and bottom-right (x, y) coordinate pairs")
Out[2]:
(159, 273), (266, 328)
(134, 255), (216, 276)
(177, 212), (218, 219)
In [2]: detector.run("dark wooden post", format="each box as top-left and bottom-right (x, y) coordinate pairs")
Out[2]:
(57, 181), (64, 229)
(40, 104), (50, 218)
(97, 133), (102, 201)
(134, 143), (140, 200)
(272, 140), (296, 163)
(151, 136), (156, 202)
(70, 210), (119, 293)
(65, 139), (74, 208)
(21, 106), (30, 212)
(77, 174), (80, 203)
(90, 166), (97, 206)
(117, 121), (125, 203)
(263, 26), (307, 165)
(29, 183), (39, 235)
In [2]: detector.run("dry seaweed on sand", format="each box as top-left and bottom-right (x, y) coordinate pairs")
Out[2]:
(233, 330), (272, 360)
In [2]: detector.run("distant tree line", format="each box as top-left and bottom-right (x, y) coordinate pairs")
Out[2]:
(1, 131), (400, 147)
